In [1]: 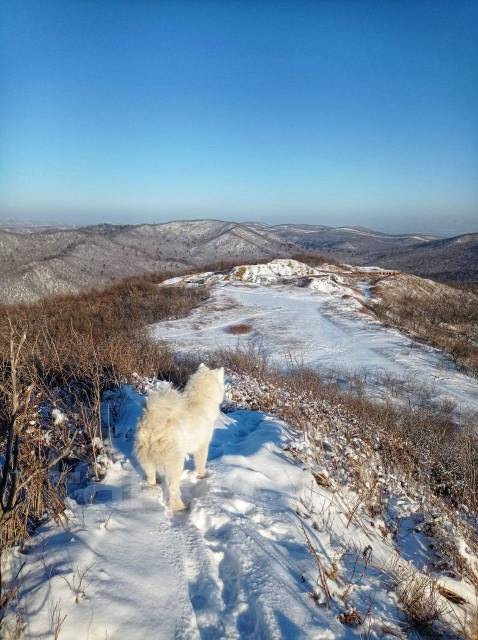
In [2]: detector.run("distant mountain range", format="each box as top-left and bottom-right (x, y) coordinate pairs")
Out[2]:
(258, 223), (477, 283)
(0, 219), (476, 302)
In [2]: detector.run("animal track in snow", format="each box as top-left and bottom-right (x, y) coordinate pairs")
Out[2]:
(223, 498), (256, 515)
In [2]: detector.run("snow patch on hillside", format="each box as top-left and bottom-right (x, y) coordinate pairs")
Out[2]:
(162, 259), (365, 302)
(156, 263), (478, 414)
(306, 274), (357, 298)
(228, 259), (319, 283)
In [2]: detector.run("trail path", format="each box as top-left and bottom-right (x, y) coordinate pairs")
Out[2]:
(18, 387), (357, 639)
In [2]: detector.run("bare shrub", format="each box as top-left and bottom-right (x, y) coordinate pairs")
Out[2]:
(215, 347), (478, 517)
(392, 564), (448, 629)
(226, 323), (253, 335)
(49, 601), (67, 639)
(60, 563), (94, 604)
(209, 344), (270, 380)
(0, 272), (208, 558)
(290, 252), (341, 268)
(0, 323), (72, 552)
(370, 279), (478, 376)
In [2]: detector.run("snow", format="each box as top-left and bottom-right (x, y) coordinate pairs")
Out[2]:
(334, 227), (385, 237)
(6, 259), (478, 638)
(51, 408), (68, 426)
(11, 380), (475, 638)
(154, 280), (478, 414)
(8, 387), (383, 639)
(306, 275), (357, 298)
(8, 371), (476, 638)
(453, 234), (478, 244)
(229, 259), (319, 283)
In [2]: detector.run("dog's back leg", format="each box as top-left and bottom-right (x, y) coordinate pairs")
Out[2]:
(194, 444), (209, 479)
(163, 446), (186, 511)
(142, 460), (157, 486)
(136, 444), (157, 485)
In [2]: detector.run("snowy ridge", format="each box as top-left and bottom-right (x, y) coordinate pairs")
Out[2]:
(161, 259), (367, 303)
(228, 259), (319, 283)
(156, 260), (478, 414)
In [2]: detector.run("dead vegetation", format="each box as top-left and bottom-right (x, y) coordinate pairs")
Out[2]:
(213, 346), (478, 637)
(290, 251), (341, 268)
(394, 565), (447, 629)
(0, 275), (207, 559)
(226, 323), (253, 335)
(211, 345), (478, 527)
(369, 275), (478, 376)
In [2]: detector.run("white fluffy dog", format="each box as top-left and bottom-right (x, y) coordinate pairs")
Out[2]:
(134, 364), (224, 511)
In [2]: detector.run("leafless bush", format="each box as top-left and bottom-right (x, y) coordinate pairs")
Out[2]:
(290, 251), (341, 268)
(0, 324), (72, 543)
(210, 344), (270, 380)
(60, 563), (94, 604)
(216, 346), (478, 517)
(370, 280), (478, 376)
(0, 272), (208, 559)
(390, 562), (448, 630)
(226, 323), (253, 335)
(49, 601), (67, 639)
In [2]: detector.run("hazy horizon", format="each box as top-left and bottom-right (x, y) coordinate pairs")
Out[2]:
(0, 211), (476, 238)
(1, 1), (477, 236)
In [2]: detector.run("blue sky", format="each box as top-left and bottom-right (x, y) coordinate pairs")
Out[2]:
(1, 0), (477, 234)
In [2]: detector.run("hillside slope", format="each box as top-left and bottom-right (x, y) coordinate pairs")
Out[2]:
(0, 220), (475, 303)
(156, 259), (478, 411)
(2, 259), (478, 639)
(269, 223), (437, 255)
(373, 233), (478, 282)
(269, 224), (477, 282)
(0, 221), (292, 303)
(9, 379), (477, 639)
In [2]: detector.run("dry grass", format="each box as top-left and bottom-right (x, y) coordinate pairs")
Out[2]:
(464, 607), (478, 640)
(370, 277), (478, 376)
(374, 555), (456, 634)
(210, 346), (478, 517)
(0, 274), (207, 553)
(394, 568), (447, 629)
(0, 276), (206, 394)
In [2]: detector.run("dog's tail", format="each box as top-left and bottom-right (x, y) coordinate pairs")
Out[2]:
(134, 386), (184, 462)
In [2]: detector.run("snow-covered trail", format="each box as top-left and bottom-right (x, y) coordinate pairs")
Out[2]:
(153, 282), (478, 413)
(17, 386), (363, 640)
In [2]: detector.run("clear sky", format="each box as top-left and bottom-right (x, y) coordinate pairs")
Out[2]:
(1, 0), (477, 234)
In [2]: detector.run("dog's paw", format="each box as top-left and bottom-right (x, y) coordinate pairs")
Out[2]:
(170, 497), (187, 512)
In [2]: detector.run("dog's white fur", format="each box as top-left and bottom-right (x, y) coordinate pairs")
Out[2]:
(134, 364), (224, 511)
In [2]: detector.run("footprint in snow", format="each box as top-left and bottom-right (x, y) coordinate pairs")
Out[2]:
(222, 498), (256, 515)
(97, 568), (111, 581)
(190, 508), (229, 533)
